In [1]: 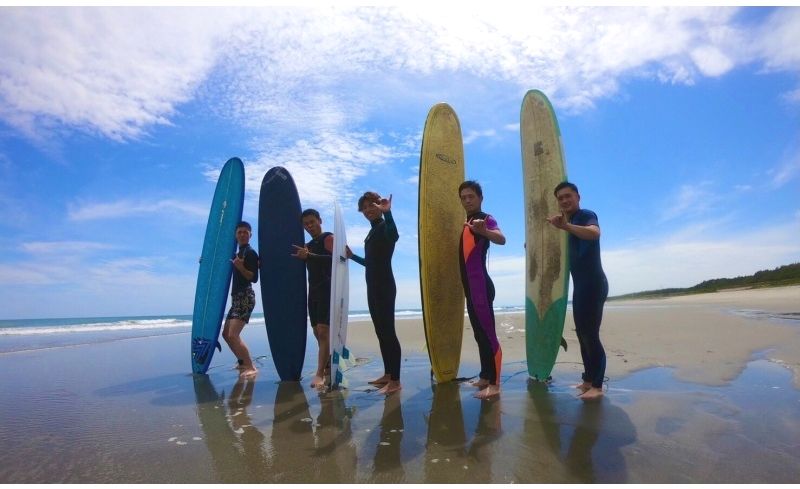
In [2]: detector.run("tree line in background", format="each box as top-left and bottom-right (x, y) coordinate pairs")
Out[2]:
(610, 263), (800, 300)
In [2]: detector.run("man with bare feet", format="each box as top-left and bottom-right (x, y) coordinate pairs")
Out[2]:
(292, 209), (335, 388)
(222, 221), (259, 379)
(547, 182), (609, 401)
(458, 181), (506, 400)
(349, 191), (402, 395)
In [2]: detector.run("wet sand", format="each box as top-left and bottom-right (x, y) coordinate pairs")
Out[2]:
(0, 286), (798, 483)
(349, 284), (800, 388)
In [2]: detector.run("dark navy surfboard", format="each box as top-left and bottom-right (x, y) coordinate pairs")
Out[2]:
(258, 167), (307, 381)
(191, 157), (245, 374)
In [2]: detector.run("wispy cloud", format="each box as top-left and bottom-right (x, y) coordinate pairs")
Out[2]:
(769, 151), (800, 188)
(22, 241), (115, 254)
(0, 7), (243, 141)
(463, 129), (497, 145)
(5, 7), (800, 143)
(604, 219), (800, 294)
(660, 182), (719, 223)
(68, 199), (207, 221)
(228, 131), (413, 209)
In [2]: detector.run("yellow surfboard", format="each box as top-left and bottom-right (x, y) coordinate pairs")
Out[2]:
(418, 103), (466, 383)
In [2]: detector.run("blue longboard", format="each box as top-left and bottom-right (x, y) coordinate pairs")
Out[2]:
(191, 157), (245, 374)
(258, 167), (307, 381)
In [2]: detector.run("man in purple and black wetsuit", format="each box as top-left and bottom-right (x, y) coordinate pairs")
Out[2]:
(458, 180), (506, 400)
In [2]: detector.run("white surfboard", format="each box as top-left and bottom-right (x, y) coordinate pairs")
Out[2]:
(329, 201), (351, 389)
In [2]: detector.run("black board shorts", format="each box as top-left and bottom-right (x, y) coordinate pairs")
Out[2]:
(227, 288), (256, 324)
(308, 287), (331, 327)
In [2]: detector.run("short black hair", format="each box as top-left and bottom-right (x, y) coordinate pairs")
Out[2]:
(236, 221), (252, 231)
(554, 181), (579, 197)
(458, 180), (483, 198)
(301, 208), (321, 221)
(358, 191), (383, 211)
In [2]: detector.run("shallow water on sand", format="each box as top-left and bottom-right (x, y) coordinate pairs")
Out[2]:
(0, 330), (798, 483)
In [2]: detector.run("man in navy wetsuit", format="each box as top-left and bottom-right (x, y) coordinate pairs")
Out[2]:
(547, 182), (609, 400)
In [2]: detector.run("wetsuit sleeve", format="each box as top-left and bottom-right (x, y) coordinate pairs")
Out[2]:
(383, 210), (399, 242)
(583, 210), (599, 227)
(246, 249), (259, 283)
(486, 215), (499, 231)
(350, 254), (366, 266)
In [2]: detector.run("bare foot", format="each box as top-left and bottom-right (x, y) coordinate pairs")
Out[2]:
(239, 367), (258, 378)
(574, 381), (592, 393)
(470, 378), (490, 389)
(578, 387), (604, 401)
(369, 374), (391, 386)
(310, 375), (326, 388)
(377, 380), (402, 395)
(474, 384), (500, 399)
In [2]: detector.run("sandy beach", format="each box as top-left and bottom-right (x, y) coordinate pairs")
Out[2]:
(349, 284), (800, 388)
(1, 286), (798, 483)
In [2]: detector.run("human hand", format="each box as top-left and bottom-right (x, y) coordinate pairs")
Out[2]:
(546, 212), (568, 229)
(467, 218), (488, 236)
(291, 244), (310, 260)
(374, 193), (392, 213)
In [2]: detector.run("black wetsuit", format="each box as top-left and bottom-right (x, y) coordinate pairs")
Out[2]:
(568, 209), (609, 389)
(305, 232), (333, 327)
(351, 211), (401, 381)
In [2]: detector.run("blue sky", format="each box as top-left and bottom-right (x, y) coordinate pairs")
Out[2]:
(0, 6), (798, 319)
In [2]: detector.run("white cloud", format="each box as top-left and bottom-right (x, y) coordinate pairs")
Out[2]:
(690, 45), (735, 77)
(660, 182), (719, 223)
(463, 129), (497, 145)
(68, 198), (207, 221)
(6, 6), (792, 144)
(0, 7), (243, 140)
(230, 131), (412, 209)
(22, 241), (115, 254)
(753, 7), (800, 74)
(769, 152), (800, 188)
(604, 220), (800, 295)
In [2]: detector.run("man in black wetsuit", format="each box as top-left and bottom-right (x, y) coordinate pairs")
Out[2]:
(547, 182), (609, 401)
(349, 192), (402, 395)
(222, 221), (259, 378)
(292, 209), (334, 388)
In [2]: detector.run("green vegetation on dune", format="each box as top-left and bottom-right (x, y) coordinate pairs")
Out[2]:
(610, 263), (800, 300)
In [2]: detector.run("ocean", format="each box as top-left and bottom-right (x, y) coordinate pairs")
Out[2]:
(0, 306), (526, 354)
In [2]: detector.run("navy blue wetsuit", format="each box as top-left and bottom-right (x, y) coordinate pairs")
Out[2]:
(351, 211), (401, 381)
(305, 232), (333, 327)
(569, 209), (609, 389)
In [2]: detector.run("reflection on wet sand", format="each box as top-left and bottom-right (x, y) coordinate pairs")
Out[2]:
(308, 389), (358, 482)
(515, 380), (636, 483)
(268, 382), (313, 483)
(193, 375), (268, 483)
(371, 392), (405, 480)
(422, 381), (504, 483)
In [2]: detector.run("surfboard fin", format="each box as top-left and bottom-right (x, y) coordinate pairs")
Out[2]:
(560, 337), (568, 352)
(192, 337), (217, 367)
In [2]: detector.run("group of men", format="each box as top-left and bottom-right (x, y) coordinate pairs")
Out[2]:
(220, 180), (608, 401)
